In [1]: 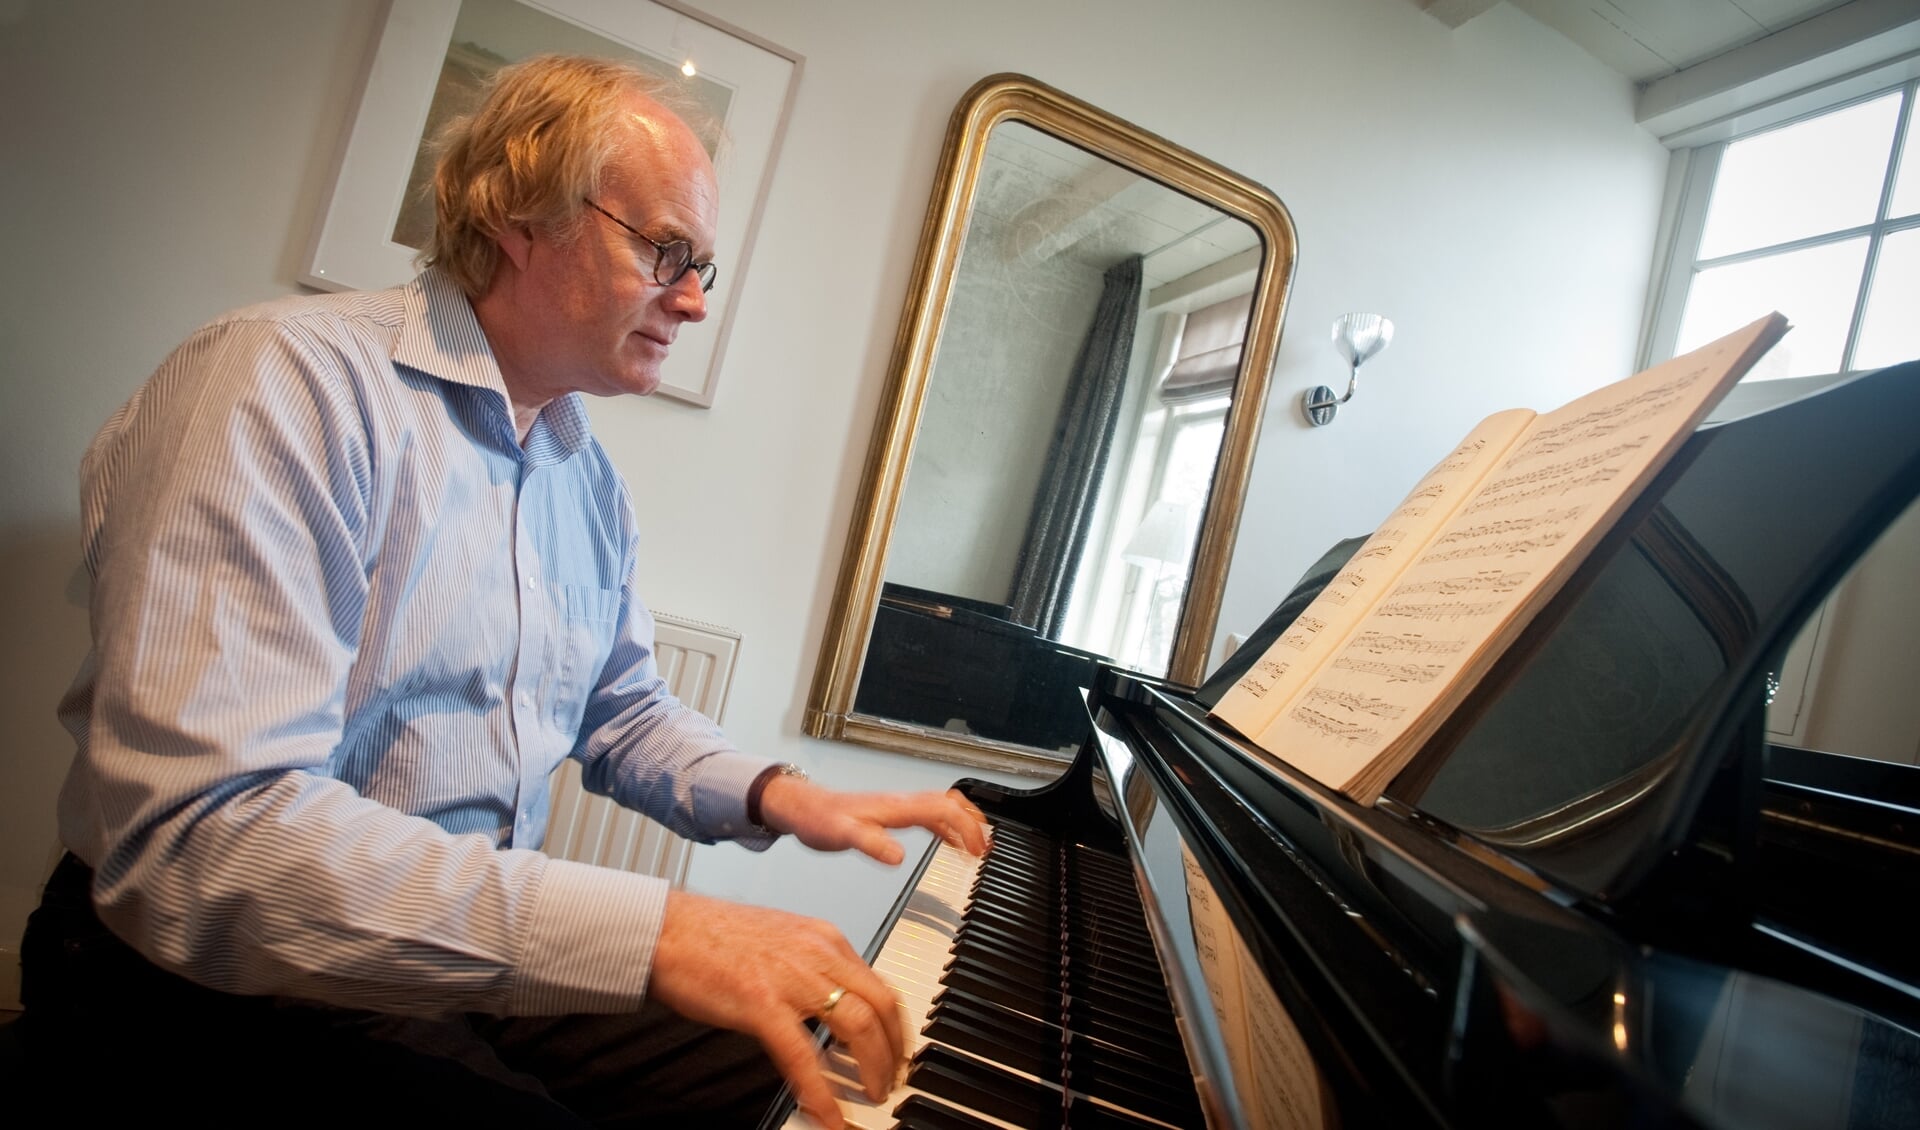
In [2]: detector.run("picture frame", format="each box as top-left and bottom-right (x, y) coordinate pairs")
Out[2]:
(303, 0), (803, 408)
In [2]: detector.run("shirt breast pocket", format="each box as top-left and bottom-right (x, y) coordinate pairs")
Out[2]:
(555, 584), (620, 733)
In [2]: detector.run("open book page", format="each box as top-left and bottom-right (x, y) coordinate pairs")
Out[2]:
(1210, 408), (1536, 739)
(1250, 313), (1788, 802)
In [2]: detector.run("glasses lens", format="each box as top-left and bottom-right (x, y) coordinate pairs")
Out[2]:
(695, 262), (717, 293)
(654, 241), (692, 287)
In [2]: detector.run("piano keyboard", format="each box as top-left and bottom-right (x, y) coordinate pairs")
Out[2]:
(783, 817), (1207, 1130)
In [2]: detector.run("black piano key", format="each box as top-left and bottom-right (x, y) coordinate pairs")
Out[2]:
(891, 1094), (1004, 1130)
(1067, 920), (1152, 966)
(923, 1004), (1056, 1079)
(942, 964), (1062, 1017)
(947, 949), (1055, 994)
(908, 1045), (1063, 1128)
(930, 986), (1063, 1047)
(983, 859), (1059, 886)
(1064, 1098), (1183, 1130)
(952, 920), (1048, 959)
(959, 902), (1056, 939)
(953, 936), (1066, 986)
(1063, 1002), (1187, 1060)
(980, 837), (1050, 865)
(975, 861), (1058, 890)
(970, 880), (1059, 917)
(1069, 1027), (1191, 1084)
(951, 965), (1172, 1034)
(1064, 944), (1168, 994)
(1066, 1055), (1207, 1128)
(964, 905), (1059, 947)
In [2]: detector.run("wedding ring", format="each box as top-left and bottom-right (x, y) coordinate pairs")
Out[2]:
(819, 986), (847, 1019)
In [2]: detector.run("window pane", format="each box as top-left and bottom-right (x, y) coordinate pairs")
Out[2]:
(1677, 239), (1867, 379)
(1698, 93), (1900, 259)
(1853, 226), (1920, 369)
(1888, 95), (1920, 221)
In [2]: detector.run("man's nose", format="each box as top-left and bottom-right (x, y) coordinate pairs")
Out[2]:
(666, 271), (708, 322)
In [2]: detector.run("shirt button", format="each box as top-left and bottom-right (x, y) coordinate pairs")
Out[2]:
(525, 575), (537, 590)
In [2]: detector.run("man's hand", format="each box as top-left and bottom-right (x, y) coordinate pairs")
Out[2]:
(756, 781), (991, 864)
(650, 890), (903, 1130)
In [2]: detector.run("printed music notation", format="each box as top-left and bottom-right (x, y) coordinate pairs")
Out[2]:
(1415, 532), (1570, 564)
(1438, 436), (1496, 473)
(1330, 656), (1446, 683)
(1235, 656), (1292, 699)
(1209, 313), (1787, 803)
(1278, 615), (1327, 650)
(1466, 440), (1650, 509)
(1425, 508), (1585, 547)
(1503, 370), (1703, 463)
(1461, 467), (1623, 511)
(1392, 569), (1532, 597)
(1350, 631), (1468, 656)
(1287, 705), (1385, 746)
(1300, 687), (1406, 721)
(1208, 408), (1536, 742)
(1374, 598), (1506, 622)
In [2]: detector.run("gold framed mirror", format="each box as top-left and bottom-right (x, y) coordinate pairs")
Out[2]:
(805, 74), (1298, 773)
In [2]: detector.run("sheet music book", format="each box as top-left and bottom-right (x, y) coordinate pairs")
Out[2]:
(1210, 312), (1789, 803)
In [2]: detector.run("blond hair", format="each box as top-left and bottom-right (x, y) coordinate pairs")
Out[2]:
(424, 54), (704, 297)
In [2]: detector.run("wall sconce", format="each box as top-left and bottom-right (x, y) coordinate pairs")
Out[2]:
(1301, 312), (1394, 426)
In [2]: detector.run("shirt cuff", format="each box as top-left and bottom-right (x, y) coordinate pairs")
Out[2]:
(507, 856), (668, 1015)
(691, 751), (781, 849)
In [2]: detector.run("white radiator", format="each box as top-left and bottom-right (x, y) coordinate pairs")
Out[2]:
(544, 612), (741, 888)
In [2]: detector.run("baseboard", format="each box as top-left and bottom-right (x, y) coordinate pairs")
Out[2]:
(0, 944), (19, 1011)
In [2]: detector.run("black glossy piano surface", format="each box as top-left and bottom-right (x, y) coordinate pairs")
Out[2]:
(764, 359), (1920, 1129)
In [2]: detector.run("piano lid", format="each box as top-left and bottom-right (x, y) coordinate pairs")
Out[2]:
(1384, 359), (1920, 910)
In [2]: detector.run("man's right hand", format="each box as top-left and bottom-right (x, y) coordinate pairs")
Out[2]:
(649, 890), (902, 1130)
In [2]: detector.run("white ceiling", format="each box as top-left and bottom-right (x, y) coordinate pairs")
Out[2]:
(976, 122), (1262, 297)
(1490, 0), (1856, 82)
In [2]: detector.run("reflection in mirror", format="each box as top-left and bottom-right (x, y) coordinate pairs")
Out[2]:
(806, 75), (1296, 772)
(886, 123), (1260, 680)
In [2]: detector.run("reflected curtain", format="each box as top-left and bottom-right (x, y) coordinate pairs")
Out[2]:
(1160, 293), (1251, 403)
(1008, 255), (1144, 637)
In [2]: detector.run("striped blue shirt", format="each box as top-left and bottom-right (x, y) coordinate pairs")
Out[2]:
(56, 267), (777, 1016)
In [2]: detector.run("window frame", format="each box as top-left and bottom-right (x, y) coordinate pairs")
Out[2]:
(1642, 76), (1920, 380)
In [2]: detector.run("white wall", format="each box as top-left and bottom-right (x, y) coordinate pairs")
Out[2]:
(0, 0), (1667, 985)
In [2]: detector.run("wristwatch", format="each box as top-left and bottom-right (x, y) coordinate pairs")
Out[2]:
(746, 762), (807, 831)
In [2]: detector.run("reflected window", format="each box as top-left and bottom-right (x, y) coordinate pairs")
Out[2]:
(1061, 293), (1240, 675)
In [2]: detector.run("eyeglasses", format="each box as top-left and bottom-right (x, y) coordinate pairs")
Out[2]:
(583, 199), (718, 294)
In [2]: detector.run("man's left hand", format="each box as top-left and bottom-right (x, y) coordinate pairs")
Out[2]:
(756, 780), (990, 864)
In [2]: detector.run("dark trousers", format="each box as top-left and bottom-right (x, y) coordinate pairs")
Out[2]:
(17, 854), (784, 1127)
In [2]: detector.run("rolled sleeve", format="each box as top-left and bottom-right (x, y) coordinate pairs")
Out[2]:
(691, 751), (781, 846)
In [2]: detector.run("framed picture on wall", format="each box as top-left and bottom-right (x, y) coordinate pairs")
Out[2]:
(303, 0), (802, 408)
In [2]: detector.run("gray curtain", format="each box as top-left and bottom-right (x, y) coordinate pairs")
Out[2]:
(1007, 255), (1144, 637)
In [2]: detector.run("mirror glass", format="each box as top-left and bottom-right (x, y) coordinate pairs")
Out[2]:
(807, 76), (1296, 771)
(886, 122), (1260, 679)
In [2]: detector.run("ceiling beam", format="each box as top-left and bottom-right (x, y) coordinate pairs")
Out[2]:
(1411, 0), (1501, 30)
(1639, 0), (1920, 144)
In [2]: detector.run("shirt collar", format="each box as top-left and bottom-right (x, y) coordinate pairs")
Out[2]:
(394, 266), (594, 461)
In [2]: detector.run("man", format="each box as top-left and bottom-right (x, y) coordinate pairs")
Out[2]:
(21, 55), (987, 1128)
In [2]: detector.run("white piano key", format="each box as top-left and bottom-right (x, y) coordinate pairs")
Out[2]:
(782, 835), (1198, 1130)
(781, 840), (984, 1130)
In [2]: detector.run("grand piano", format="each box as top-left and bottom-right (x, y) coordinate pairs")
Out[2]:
(764, 357), (1920, 1130)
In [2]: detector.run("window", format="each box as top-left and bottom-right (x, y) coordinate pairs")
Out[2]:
(1648, 78), (1919, 380)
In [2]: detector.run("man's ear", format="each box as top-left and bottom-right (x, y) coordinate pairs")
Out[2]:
(496, 224), (535, 272)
